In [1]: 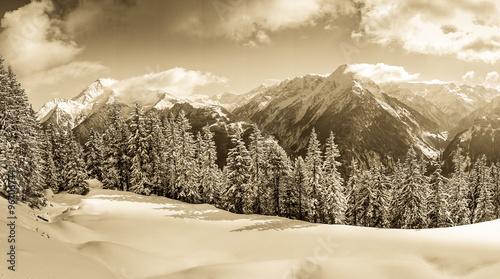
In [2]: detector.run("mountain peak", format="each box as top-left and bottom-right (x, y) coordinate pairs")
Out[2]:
(328, 64), (351, 79)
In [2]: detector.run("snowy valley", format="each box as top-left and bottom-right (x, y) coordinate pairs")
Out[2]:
(2, 184), (500, 279)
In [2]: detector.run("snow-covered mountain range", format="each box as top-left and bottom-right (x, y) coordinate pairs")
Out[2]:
(37, 64), (500, 171)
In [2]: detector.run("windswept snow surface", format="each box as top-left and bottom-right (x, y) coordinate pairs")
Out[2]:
(2, 189), (500, 279)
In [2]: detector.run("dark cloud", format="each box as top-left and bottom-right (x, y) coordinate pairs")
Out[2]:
(462, 37), (500, 52)
(45, 0), (137, 21)
(441, 24), (457, 34)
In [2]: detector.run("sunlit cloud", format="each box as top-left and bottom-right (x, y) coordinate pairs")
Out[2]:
(347, 63), (420, 83)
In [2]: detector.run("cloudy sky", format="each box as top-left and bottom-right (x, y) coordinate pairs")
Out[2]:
(0, 0), (499, 109)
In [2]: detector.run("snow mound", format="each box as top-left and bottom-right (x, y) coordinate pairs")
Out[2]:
(1, 190), (500, 279)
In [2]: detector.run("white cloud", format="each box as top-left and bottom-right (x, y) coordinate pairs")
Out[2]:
(0, 0), (110, 100)
(485, 71), (500, 88)
(346, 63), (420, 83)
(0, 0), (82, 76)
(462, 71), (475, 82)
(180, 0), (355, 47)
(353, 0), (500, 64)
(110, 68), (228, 101)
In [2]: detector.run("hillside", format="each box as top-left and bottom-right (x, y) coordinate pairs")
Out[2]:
(2, 184), (500, 279)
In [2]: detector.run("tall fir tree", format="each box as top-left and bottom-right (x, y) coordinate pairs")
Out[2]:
(175, 111), (198, 203)
(66, 139), (89, 195)
(304, 128), (324, 223)
(427, 159), (453, 228)
(366, 161), (390, 228)
(288, 157), (308, 220)
(472, 155), (495, 223)
(491, 163), (500, 219)
(389, 159), (405, 228)
(128, 103), (152, 195)
(248, 124), (267, 214)
(59, 128), (88, 194)
(41, 133), (58, 192)
(223, 130), (251, 214)
(102, 105), (131, 191)
(102, 125), (121, 190)
(0, 60), (45, 207)
(264, 140), (291, 216)
(198, 125), (221, 204)
(163, 113), (178, 198)
(449, 148), (471, 226)
(345, 160), (361, 226)
(322, 131), (347, 224)
(147, 110), (167, 195)
(352, 168), (373, 227)
(84, 128), (104, 181)
(392, 147), (428, 229)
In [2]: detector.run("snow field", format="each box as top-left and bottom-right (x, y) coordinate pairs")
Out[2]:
(1, 188), (500, 279)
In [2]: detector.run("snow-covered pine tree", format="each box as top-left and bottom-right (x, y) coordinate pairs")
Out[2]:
(468, 156), (482, 223)
(393, 147), (428, 229)
(427, 158), (453, 228)
(59, 128), (88, 194)
(366, 161), (390, 228)
(304, 128), (325, 223)
(0, 133), (9, 196)
(102, 125), (121, 190)
(84, 128), (104, 181)
(45, 123), (65, 189)
(264, 140), (291, 216)
(290, 157), (309, 220)
(472, 155), (494, 223)
(389, 159), (405, 228)
(449, 148), (471, 226)
(352, 168), (373, 227)
(345, 159), (361, 226)
(0, 61), (45, 207)
(67, 140), (89, 195)
(147, 110), (167, 196)
(223, 130), (251, 214)
(248, 124), (267, 214)
(198, 125), (221, 204)
(175, 110), (199, 203)
(41, 133), (58, 192)
(491, 163), (500, 219)
(322, 131), (347, 224)
(193, 131), (205, 200)
(128, 103), (152, 195)
(102, 105), (131, 191)
(23, 103), (47, 205)
(163, 113), (178, 198)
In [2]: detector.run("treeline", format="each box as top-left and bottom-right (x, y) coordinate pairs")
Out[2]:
(1, 57), (500, 229)
(44, 103), (500, 229)
(0, 58), (45, 208)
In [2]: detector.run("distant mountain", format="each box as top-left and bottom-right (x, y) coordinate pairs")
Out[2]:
(38, 65), (500, 171)
(382, 82), (499, 131)
(231, 65), (446, 171)
(37, 79), (252, 167)
(442, 96), (500, 173)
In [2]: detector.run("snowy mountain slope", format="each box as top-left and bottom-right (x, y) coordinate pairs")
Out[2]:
(381, 83), (456, 131)
(2, 188), (500, 279)
(205, 86), (268, 111)
(38, 78), (253, 167)
(37, 79), (244, 130)
(232, 65), (446, 170)
(383, 82), (500, 128)
(37, 79), (117, 129)
(442, 99), (500, 173)
(449, 95), (500, 140)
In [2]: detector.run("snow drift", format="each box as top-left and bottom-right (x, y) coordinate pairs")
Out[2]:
(1, 187), (500, 279)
